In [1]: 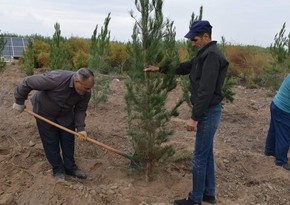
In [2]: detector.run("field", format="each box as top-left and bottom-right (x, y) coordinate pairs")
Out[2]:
(0, 63), (289, 205)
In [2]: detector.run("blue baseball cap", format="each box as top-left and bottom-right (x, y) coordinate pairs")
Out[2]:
(184, 20), (212, 39)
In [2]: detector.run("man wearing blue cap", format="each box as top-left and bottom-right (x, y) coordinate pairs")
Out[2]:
(145, 20), (229, 205)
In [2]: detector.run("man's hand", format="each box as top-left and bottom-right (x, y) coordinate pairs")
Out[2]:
(78, 131), (88, 140)
(186, 118), (197, 132)
(144, 66), (159, 72)
(12, 103), (26, 113)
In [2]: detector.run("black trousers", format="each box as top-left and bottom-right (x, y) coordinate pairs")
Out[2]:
(36, 119), (77, 174)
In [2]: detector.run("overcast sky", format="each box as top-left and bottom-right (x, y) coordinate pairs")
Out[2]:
(1, 0), (289, 47)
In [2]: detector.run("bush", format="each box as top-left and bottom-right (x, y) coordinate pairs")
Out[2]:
(226, 45), (271, 87)
(33, 39), (50, 68)
(107, 42), (128, 73)
(72, 50), (89, 70)
(260, 66), (284, 94)
(67, 38), (90, 67)
(37, 52), (50, 68)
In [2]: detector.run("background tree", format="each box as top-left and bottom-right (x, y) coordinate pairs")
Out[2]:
(89, 12), (111, 73)
(270, 22), (290, 67)
(0, 31), (6, 71)
(89, 13), (112, 109)
(49, 23), (71, 70)
(125, 0), (180, 181)
(263, 22), (290, 92)
(22, 39), (35, 75)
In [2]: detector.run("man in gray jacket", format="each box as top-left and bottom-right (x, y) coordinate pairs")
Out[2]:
(13, 67), (94, 180)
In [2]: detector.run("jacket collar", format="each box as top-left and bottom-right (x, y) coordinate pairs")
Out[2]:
(197, 41), (217, 55)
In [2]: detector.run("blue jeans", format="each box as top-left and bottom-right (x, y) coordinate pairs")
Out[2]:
(189, 104), (222, 203)
(265, 102), (290, 165)
(36, 119), (77, 174)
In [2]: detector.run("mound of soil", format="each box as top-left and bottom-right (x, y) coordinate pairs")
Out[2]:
(0, 63), (289, 205)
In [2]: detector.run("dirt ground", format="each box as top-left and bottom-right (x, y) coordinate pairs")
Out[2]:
(0, 63), (289, 205)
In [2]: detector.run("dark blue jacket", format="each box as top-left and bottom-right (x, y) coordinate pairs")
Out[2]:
(162, 41), (228, 120)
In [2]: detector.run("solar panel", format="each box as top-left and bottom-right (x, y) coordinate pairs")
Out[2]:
(1, 37), (30, 59)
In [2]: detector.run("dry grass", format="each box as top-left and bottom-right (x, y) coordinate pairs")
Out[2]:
(225, 45), (272, 87)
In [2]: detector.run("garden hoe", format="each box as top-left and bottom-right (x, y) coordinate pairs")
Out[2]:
(24, 109), (140, 167)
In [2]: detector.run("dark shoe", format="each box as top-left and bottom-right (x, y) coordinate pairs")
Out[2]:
(65, 169), (87, 179)
(203, 195), (216, 204)
(282, 163), (290, 170)
(174, 197), (201, 205)
(264, 151), (275, 157)
(53, 172), (65, 180)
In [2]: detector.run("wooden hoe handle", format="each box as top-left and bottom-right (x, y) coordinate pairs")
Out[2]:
(24, 109), (125, 156)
